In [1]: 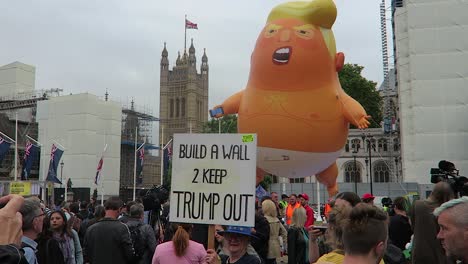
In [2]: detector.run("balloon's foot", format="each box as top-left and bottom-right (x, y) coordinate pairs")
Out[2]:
(327, 185), (339, 197)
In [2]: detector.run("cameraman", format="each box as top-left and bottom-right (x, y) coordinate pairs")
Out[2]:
(0, 194), (28, 263)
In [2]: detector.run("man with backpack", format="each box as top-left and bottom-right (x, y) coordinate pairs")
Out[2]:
(126, 203), (157, 264)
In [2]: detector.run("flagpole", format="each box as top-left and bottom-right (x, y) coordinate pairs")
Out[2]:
(184, 14), (187, 52)
(26, 135), (42, 146)
(100, 143), (108, 206)
(160, 126), (164, 186)
(0, 132), (15, 142)
(52, 140), (66, 150)
(64, 177), (68, 202)
(218, 118), (221, 134)
(14, 112), (18, 181)
(133, 126), (138, 201)
(101, 162), (104, 206)
(42, 145), (47, 205)
(317, 179), (321, 220)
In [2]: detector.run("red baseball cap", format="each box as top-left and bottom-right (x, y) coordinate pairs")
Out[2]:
(362, 193), (375, 200)
(298, 193), (309, 201)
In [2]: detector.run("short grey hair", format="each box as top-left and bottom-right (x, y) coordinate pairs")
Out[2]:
(130, 203), (144, 218)
(19, 198), (42, 231)
(434, 196), (468, 226)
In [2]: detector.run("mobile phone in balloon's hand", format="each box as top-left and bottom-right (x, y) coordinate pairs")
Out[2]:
(209, 107), (224, 117)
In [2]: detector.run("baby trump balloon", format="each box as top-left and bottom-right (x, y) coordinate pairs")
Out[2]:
(212, 0), (370, 196)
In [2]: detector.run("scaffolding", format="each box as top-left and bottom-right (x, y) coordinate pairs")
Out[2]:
(120, 98), (160, 199)
(0, 89), (63, 178)
(380, 0), (401, 181)
(1, 89), (162, 198)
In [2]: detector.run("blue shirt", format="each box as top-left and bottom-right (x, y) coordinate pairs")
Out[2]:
(21, 236), (38, 264)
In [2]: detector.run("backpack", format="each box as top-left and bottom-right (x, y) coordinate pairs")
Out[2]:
(128, 223), (146, 260)
(21, 242), (35, 259)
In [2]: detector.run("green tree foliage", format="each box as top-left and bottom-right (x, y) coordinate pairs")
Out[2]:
(259, 174), (273, 191)
(338, 64), (383, 128)
(163, 161), (172, 190)
(202, 115), (238, 133)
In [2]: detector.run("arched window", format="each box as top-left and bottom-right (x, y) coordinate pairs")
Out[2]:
(181, 98), (186, 117)
(378, 139), (388, 152)
(344, 161), (362, 183)
(373, 160), (390, 182)
(394, 138), (400, 151)
(351, 139), (360, 152)
(169, 99), (174, 118)
(176, 98), (180, 117)
(345, 140), (350, 152)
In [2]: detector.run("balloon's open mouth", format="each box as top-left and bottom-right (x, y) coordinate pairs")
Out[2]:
(272, 46), (291, 65)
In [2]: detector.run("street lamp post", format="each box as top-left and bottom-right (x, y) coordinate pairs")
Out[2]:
(362, 135), (374, 195)
(365, 157), (369, 182)
(395, 157), (399, 182)
(352, 150), (358, 193)
(60, 161), (64, 188)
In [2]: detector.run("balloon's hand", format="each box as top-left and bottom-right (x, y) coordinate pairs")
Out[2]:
(357, 115), (371, 129)
(210, 105), (225, 118)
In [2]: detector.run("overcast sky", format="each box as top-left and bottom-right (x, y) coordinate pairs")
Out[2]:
(0, 0), (387, 130)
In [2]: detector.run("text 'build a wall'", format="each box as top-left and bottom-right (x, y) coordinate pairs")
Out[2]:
(169, 134), (257, 226)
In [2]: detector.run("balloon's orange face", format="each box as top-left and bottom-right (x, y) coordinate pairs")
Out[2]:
(249, 18), (336, 90)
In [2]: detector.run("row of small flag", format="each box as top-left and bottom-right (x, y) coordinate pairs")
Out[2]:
(0, 136), (154, 185)
(0, 137), (40, 181)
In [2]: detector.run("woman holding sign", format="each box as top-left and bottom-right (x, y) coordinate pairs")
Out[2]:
(152, 223), (206, 264)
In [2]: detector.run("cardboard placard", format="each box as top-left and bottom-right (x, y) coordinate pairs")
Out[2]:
(169, 133), (257, 226)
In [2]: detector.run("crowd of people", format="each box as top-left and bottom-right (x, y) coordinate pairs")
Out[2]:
(0, 181), (467, 264)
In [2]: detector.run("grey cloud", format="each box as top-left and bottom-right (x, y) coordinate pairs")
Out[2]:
(0, 0), (384, 117)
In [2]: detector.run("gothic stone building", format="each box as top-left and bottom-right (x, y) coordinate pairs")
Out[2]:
(159, 40), (209, 144)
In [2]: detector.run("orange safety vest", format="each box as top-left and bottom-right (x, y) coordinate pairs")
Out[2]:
(286, 203), (301, 225)
(324, 203), (332, 219)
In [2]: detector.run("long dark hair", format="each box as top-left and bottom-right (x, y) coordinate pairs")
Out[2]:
(49, 210), (72, 237)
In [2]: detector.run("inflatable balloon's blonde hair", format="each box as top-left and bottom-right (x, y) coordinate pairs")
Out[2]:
(267, 0), (337, 58)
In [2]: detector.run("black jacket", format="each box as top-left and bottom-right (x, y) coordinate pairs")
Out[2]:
(36, 237), (65, 264)
(389, 214), (412, 251)
(251, 213), (270, 262)
(287, 226), (308, 264)
(84, 217), (135, 264)
(126, 218), (157, 264)
(0, 244), (28, 264)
